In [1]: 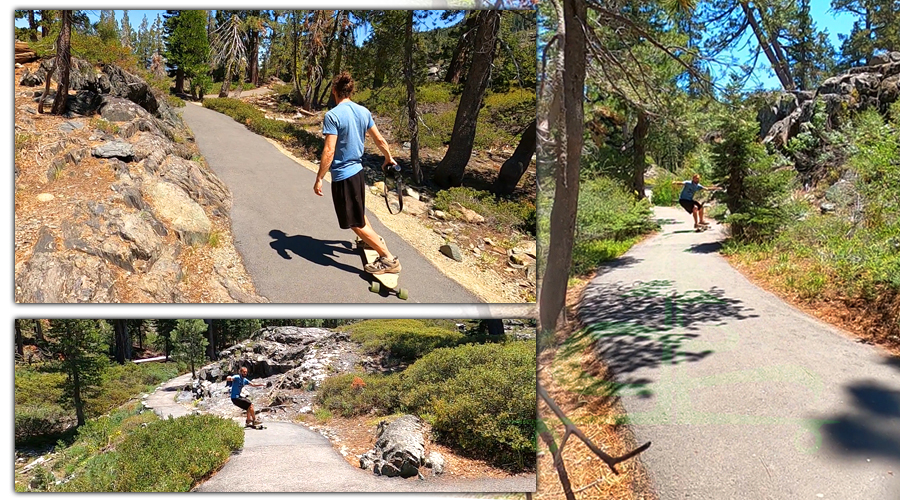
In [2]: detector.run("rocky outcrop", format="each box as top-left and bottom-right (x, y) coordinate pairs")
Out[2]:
(359, 415), (427, 478)
(761, 52), (900, 147)
(14, 60), (264, 304)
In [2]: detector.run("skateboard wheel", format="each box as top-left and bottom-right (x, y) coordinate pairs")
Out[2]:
(398, 288), (409, 300)
(370, 282), (381, 293)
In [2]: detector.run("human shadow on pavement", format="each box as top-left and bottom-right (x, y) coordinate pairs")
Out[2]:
(574, 279), (757, 395)
(686, 241), (723, 254)
(268, 230), (365, 279)
(817, 380), (900, 464)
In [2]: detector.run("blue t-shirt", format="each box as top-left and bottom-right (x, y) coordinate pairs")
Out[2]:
(322, 101), (375, 182)
(679, 181), (705, 200)
(230, 375), (250, 399)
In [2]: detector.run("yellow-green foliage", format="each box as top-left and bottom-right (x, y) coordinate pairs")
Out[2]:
(15, 367), (69, 445)
(315, 372), (400, 417)
(433, 186), (536, 235)
(53, 410), (243, 492)
(339, 319), (464, 362)
(399, 341), (537, 470)
(204, 98), (323, 154)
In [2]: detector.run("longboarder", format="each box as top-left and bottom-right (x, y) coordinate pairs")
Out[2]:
(314, 71), (401, 275)
(227, 367), (265, 427)
(673, 174), (721, 229)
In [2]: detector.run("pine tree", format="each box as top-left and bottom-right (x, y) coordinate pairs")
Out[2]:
(783, 0), (835, 90)
(164, 10), (211, 96)
(135, 14), (151, 67)
(173, 319), (209, 379)
(46, 320), (107, 427)
(120, 10), (133, 49)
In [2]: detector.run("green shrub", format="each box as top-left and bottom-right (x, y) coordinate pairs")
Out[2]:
(576, 177), (656, 241)
(86, 362), (181, 419)
(570, 238), (638, 276)
(204, 98), (323, 154)
(315, 372), (400, 417)
(398, 341), (536, 470)
(340, 319), (464, 362)
(57, 413), (243, 492)
(433, 187), (536, 235)
(649, 170), (678, 207)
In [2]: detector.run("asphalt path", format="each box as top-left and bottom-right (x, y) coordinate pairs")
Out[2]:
(578, 206), (900, 499)
(179, 103), (477, 303)
(144, 374), (535, 493)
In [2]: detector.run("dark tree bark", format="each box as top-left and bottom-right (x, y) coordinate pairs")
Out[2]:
(15, 319), (24, 359)
(492, 120), (536, 195)
(34, 319), (44, 342)
(433, 10), (501, 189)
(445, 12), (477, 84)
(248, 25), (260, 86)
(40, 10), (51, 38)
(113, 319), (132, 364)
(28, 10), (38, 41)
(175, 67), (186, 95)
(479, 319), (505, 336)
(207, 319), (218, 360)
(632, 110), (649, 199)
(73, 363), (85, 426)
(50, 10), (72, 115)
(539, 0), (584, 338)
(405, 10), (422, 184)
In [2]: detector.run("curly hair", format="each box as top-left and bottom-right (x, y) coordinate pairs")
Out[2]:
(332, 72), (355, 99)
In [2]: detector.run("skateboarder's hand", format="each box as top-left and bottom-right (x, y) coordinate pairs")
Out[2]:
(382, 156), (397, 170)
(313, 178), (324, 196)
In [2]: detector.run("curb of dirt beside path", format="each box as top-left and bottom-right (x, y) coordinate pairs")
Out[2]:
(259, 134), (527, 304)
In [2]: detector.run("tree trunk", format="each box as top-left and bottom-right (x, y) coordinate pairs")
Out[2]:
(539, 0), (585, 338)
(433, 10), (501, 189)
(445, 12), (477, 84)
(28, 10), (38, 41)
(632, 110), (649, 199)
(40, 10), (51, 38)
(739, 1), (794, 90)
(248, 27), (259, 86)
(113, 319), (131, 364)
(34, 319), (44, 342)
(15, 320), (24, 359)
(175, 67), (185, 94)
(207, 320), (217, 360)
(73, 364), (85, 427)
(219, 63), (232, 97)
(492, 120), (536, 195)
(480, 319), (505, 336)
(50, 10), (72, 115)
(405, 10), (422, 184)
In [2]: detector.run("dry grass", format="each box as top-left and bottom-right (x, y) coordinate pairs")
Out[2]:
(724, 253), (900, 356)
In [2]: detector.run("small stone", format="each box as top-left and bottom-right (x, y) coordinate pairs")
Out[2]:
(484, 237), (496, 246)
(509, 253), (528, 267)
(58, 120), (84, 133)
(405, 187), (420, 201)
(434, 210), (448, 220)
(820, 202), (836, 214)
(37, 193), (55, 202)
(440, 243), (463, 262)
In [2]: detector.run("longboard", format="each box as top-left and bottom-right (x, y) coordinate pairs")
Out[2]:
(357, 239), (409, 300)
(695, 223), (710, 232)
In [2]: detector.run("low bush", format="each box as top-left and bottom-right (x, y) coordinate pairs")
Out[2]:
(398, 341), (536, 470)
(339, 319), (464, 362)
(56, 412), (243, 492)
(433, 187), (536, 235)
(315, 372), (400, 417)
(203, 98), (323, 155)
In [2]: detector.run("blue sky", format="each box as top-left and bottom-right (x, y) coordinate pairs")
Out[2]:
(16, 9), (459, 46)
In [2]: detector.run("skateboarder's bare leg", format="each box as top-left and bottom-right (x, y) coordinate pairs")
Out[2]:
(692, 206), (700, 227)
(698, 205), (706, 225)
(353, 216), (394, 260)
(246, 404), (256, 425)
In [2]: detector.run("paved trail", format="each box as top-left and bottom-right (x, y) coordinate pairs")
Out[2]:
(578, 206), (900, 499)
(144, 375), (535, 493)
(179, 103), (477, 303)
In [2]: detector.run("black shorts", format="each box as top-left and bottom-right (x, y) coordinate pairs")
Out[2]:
(231, 397), (251, 410)
(679, 198), (702, 214)
(331, 169), (366, 229)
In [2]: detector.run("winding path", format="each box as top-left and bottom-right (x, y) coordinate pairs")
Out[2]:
(179, 103), (477, 303)
(578, 206), (900, 499)
(143, 374), (535, 493)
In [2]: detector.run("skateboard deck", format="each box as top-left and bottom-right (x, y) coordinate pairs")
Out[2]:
(695, 223), (710, 232)
(357, 240), (408, 300)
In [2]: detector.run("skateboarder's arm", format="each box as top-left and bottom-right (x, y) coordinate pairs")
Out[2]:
(315, 135), (338, 196)
(366, 125), (396, 167)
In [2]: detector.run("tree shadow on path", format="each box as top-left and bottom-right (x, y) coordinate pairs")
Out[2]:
(569, 279), (757, 400)
(816, 379), (900, 465)
(268, 229), (365, 280)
